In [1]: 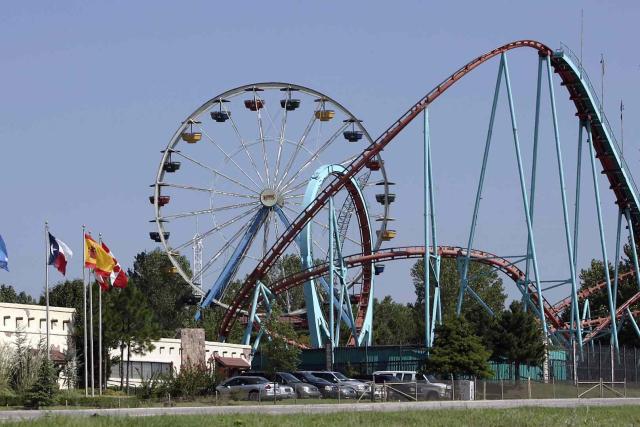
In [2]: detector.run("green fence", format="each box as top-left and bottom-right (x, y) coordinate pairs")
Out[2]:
(252, 346), (569, 380)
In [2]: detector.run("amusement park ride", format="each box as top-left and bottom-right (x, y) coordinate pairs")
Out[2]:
(150, 40), (640, 355)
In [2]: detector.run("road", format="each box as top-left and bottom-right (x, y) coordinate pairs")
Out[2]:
(1, 398), (639, 421)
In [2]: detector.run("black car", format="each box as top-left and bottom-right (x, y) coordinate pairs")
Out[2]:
(293, 371), (357, 399)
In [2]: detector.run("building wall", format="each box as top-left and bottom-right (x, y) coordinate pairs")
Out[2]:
(108, 337), (251, 386)
(0, 302), (75, 355)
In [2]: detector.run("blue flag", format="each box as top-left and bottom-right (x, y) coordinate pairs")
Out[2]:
(0, 235), (7, 272)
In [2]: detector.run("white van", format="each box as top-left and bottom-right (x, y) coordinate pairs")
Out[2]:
(372, 370), (451, 399)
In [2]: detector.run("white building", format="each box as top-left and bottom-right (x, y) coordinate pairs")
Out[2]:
(0, 302), (75, 360)
(108, 332), (252, 386)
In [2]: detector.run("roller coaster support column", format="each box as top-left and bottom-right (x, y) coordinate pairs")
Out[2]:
(423, 108), (440, 349)
(242, 280), (274, 351)
(586, 121), (619, 352)
(503, 52), (547, 337)
(624, 208), (640, 294)
(329, 196), (335, 355)
(458, 53), (504, 316)
(523, 54), (544, 313)
(627, 307), (640, 340)
(571, 120), (585, 337)
(613, 210), (624, 308)
(545, 54), (582, 347)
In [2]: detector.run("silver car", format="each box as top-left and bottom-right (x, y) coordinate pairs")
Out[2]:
(310, 371), (373, 397)
(216, 375), (285, 401)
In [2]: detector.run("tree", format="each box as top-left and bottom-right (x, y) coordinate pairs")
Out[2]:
(372, 296), (417, 345)
(410, 258), (506, 346)
(130, 249), (195, 336)
(24, 355), (57, 408)
(491, 301), (545, 382)
(422, 315), (492, 379)
(0, 284), (36, 304)
(103, 281), (160, 392)
(574, 242), (640, 347)
(260, 304), (301, 376)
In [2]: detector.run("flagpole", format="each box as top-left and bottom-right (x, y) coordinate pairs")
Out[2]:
(89, 263), (95, 397)
(82, 225), (88, 396)
(44, 221), (50, 361)
(98, 233), (103, 396)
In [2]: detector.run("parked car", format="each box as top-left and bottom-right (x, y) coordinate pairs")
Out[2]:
(293, 371), (357, 399)
(216, 375), (288, 401)
(308, 371), (374, 397)
(373, 370), (451, 400)
(241, 371), (321, 399)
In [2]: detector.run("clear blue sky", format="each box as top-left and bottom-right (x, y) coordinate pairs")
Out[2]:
(1, 1), (638, 306)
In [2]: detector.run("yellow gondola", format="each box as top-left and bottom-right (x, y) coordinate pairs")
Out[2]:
(315, 110), (335, 121)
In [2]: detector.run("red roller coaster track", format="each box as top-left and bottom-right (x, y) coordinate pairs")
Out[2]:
(220, 40), (640, 341)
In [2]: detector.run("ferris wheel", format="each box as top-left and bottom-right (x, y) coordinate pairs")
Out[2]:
(151, 83), (393, 339)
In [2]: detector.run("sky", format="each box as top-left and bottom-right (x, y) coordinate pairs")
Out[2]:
(1, 1), (639, 307)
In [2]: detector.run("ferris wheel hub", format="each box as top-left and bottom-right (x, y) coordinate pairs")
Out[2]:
(260, 188), (283, 208)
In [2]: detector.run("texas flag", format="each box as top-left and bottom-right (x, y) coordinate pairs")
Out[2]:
(48, 232), (73, 276)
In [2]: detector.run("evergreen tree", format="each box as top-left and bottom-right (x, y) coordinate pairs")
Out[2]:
(260, 304), (301, 376)
(103, 281), (160, 392)
(491, 301), (545, 382)
(24, 356), (57, 408)
(410, 258), (506, 346)
(423, 315), (492, 379)
(0, 284), (36, 304)
(372, 296), (417, 345)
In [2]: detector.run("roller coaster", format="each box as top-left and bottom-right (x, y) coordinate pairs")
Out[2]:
(151, 40), (640, 354)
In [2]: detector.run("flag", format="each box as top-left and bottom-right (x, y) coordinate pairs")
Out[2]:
(95, 241), (128, 291)
(0, 235), (8, 272)
(48, 232), (73, 276)
(84, 234), (115, 275)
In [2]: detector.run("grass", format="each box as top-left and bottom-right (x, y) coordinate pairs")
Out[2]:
(4, 406), (640, 426)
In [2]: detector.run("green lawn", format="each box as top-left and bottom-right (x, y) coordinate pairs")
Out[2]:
(5, 406), (640, 427)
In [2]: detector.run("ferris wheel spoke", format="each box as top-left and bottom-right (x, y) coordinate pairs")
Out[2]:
(159, 183), (257, 199)
(262, 210), (272, 257)
(174, 151), (260, 195)
(198, 126), (263, 190)
(252, 91), (271, 188)
(171, 205), (260, 252)
(279, 121), (350, 193)
(200, 220), (253, 276)
(159, 201), (260, 221)
(223, 102), (266, 185)
(274, 100), (289, 187)
(276, 109), (319, 189)
(281, 179), (309, 197)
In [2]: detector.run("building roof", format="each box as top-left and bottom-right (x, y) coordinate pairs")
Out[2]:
(0, 302), (76, 313)
(215, 355), (250, 369)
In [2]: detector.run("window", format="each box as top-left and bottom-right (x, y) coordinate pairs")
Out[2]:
(15, 317), (23, 328)
(159, 347), (164, 355)
(51, 319), (58, 330)
(169, 347), (174, 355)
(3, 316), (9, 327)
(28, 318), (34, 328)
(63, 321), (70, 331)
(40, 319), (46, 329)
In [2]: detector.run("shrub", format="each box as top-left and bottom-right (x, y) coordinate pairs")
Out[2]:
(23, 357), (58, 408)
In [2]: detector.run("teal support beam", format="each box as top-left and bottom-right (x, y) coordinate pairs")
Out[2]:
(503, 52), (547, 337)
(523, 54), (544, 312)
(423, 109), (432, 349)
(328, 196), (335, 353)
(624, 208), (640, 293)
(613, 209), (623, 308)
(545, 55), (582, 347)
(586, 122), (619, 351)
(458, 55), (504, 315)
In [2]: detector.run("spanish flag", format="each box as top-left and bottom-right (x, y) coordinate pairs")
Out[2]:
(84, 234), (115, 275)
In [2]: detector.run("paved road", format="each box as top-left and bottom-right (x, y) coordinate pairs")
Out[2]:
(1, 398), (639, 421)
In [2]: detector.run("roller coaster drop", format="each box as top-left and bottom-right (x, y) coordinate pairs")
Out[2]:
(152, 40), (640, 354)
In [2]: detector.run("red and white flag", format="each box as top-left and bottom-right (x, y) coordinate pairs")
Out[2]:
(95, 241), (128, 291)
